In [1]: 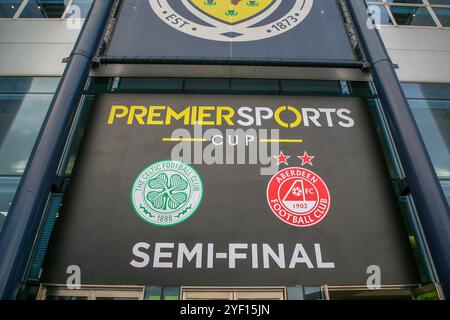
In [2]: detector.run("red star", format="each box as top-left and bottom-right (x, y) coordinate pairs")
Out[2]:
(298, 151), (315, 166)
(274, 151), (290, 166)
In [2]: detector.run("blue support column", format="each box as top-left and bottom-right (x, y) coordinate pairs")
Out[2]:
(345, 0), (450, 298)
(0, 0), (114, 300)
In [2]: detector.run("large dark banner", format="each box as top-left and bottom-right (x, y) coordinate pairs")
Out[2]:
(107, 0), (355, 61)
(42, 94), (419, 286)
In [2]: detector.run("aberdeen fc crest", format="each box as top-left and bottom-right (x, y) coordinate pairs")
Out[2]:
(149, 0), (314, 42)
(267, 167), (331, 228)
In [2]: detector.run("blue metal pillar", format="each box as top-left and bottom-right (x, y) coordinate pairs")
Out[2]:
(345, 0), (450, 299)
(0, 0), (114, 299)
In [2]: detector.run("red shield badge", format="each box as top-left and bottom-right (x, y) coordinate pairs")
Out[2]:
(267, 167), (331, 227)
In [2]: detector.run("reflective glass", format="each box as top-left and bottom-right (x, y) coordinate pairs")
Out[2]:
(65, 0), (93, 19)
(46, 296), (88, 300)
(409, 99), (450, 178)
(144, 286), (162, 300)
(162, 286), (180, 300)
(433, 7), (450, 27)
(118, 78), (183, 93)
(280, 80), (342, 96)
(369, 5), (395, 25)
(0, 176), (20, 233)
(428, 0), (450, 4)
(441, 180), (450, 206)
(390, 6), (437, 26)
(0, 0), (22, 18)
(304, 286), (322, 300)
(402, 83), (450, 100)
(62, 95), (95, 176)
(185, 78), (230, 93)
(0, 77), (59, 94)
(387, 0), (424, 4)
(230, 79), (279, 94)
(0, 94), (53, 175)
(287, 286), (304, 300)
(20, 0), (69, 18)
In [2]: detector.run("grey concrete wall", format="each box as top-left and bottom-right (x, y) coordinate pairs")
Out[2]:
(0, 20), (82, 76)
(380, 27), (450, 84)
(2, 20), (449, 83)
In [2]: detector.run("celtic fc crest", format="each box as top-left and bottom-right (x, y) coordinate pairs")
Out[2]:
(131, 160), (204, 227)
(149, 0), (314, 42)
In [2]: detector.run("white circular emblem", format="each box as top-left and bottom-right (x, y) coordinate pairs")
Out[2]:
(131, 160), (204, 227)
(149, 0), (314, 42)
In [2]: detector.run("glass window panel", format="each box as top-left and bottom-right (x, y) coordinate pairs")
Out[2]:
(95, 297), (138, 300)
(349, 81), (377, 97)
(0, 94), (53, 175)
(428, 0), (450, 5)
(390, 6), (437, 26)
(20, 0), (70, 18)
(433, 7), (450, 26)
(409, 99), (450, 178)
(185, 78), (230, 93)
(387, 0), (424, 4)
(402, 83), (450, 100)
(280, 80), (341, 96)
(65, 0), (93, 19)
(144, 286), (162, 300)
(230, 79), (279, 94)
(0, 77), (59, 94)
(0, 78), (33, 94)
(86, 77), (114, 94)
(366, 99), (404, 179)
(369, 5), (395, 25)
(0, 0), (22, 18)
(287, 286), (304, 300)
(118, 78), (183, 93)
(46, 295), (88, 300)
(0, 176), (20, 233)
(440, 180), (450, 207)
(304, 286), (322, 300)
(62, 95), (95, 176)
(162, 286), (180, 300)
(89, 77), (373, 97)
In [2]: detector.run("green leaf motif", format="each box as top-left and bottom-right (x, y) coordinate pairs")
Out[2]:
(170, 174), (188, 192)
(146, 172), (189, 211)
(148, 173), (168, 190)
(146, 191), (165, 210)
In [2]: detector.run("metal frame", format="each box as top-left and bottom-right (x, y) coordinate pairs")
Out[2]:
(97, 57), (366, 69)
(366, 0), (450, 29)
(0, 0), (87, 20)
(322, 284), (421, 300)
(0, 0), (115, 300)
(345, 0), (450, 299)
(36, 284), (145, 300)
(180, 286), (287, 300)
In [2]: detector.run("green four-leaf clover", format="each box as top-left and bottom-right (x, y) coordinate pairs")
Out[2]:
(146, 173), (189, 211)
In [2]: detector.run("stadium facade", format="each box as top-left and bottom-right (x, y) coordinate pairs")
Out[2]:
(0, 0), (449, 300)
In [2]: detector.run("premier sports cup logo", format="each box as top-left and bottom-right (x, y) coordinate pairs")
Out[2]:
(267, 167), (330, 227)
(131, 160), (204, 227)
(149, 0), (314, 42)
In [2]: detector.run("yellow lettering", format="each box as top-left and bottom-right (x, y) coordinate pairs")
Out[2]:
(165, 106), (190, 125)
(127, 106), (148, 125)
(147, 106), (165, 125)
(108, 105), (129, 124)
(217, 106), (235, 126)
(274, 106), (302, 128)
(198, 106), (215, 125)
(190, 106), (198, 125)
